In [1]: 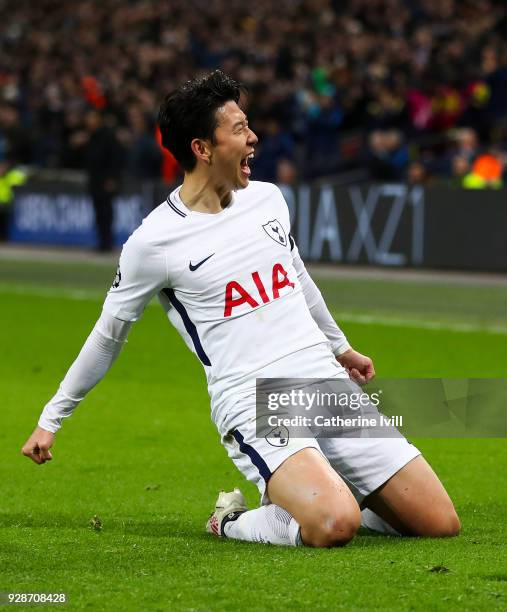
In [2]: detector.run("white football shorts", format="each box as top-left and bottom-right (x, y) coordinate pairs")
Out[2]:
(222, 396), (421, 505)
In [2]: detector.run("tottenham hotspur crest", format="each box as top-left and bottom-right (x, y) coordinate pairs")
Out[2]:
(265, 425), (289, 447)
(112, 265), (121, 289)
(262, 219), (287, 247)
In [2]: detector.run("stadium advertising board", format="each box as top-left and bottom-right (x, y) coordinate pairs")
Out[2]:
(281, 183), (507, 271)
(9, 181), (507, 271)
(9, 180), (148, 248)
(281, 183), (424, 266)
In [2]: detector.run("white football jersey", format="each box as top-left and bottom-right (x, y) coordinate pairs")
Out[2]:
(103, 181), (344, 432)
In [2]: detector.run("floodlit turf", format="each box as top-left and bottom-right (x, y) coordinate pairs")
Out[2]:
(0, 257), (506, 611)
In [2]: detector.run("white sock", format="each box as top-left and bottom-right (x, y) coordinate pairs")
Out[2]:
(361, 508), (401, 536)
(224, 504), (302, 546)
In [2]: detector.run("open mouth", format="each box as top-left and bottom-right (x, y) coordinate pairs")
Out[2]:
(240, 152), (254, 177)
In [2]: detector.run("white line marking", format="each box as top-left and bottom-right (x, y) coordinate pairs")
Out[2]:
(0, 283), (160, 309)
(333, 311), (507, 336)
(0, 284), (504, 335)
(0, 284), (103, 301)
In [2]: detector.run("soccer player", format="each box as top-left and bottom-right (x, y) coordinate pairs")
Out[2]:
(21, 71), (460, 547)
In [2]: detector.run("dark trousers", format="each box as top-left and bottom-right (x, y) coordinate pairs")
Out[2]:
(0, 206), (9, 241)
(91, 189), (114, 252)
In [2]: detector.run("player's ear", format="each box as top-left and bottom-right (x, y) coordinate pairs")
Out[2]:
(190, 138), (212, 165)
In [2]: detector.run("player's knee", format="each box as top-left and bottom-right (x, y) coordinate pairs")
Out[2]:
(304, 507), (361, 548)
(429, 509), (461, 538)
(318, 511), (360, 547)
(413, 507), (461, 538)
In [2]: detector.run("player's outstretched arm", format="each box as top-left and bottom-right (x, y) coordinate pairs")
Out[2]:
(22, 229), (169, 463)
(21, 311), (132, 463)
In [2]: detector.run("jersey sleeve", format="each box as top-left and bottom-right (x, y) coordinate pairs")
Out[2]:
(272, 184), (352, 356)
(103, 234), (168, 321)
(291, 244), (351, 356)
(38, 311), (132, 433)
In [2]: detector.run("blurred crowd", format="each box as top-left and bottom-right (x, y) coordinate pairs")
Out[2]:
(1, 0), (507, 187)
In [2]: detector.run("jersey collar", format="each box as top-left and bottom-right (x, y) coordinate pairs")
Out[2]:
(166, 188), (187, 218)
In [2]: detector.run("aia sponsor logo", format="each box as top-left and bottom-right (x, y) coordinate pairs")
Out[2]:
(224, 262), (295, 317)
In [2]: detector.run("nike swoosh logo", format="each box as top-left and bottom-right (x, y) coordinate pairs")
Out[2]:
(189, 253), (215, 271)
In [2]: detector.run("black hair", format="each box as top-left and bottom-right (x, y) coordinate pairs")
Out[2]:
(158, 70), (244, 172)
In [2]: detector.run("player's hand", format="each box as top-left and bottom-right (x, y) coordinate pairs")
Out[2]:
(337, 348), (375, 385)
(21, 426), (55, 465)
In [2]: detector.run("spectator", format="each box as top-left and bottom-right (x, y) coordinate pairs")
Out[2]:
(276, 158), (298, 187)
(366, 130), (409, 181)
(302, 93), (343, 178)
(463, 153), (503, 189)
(124, 107), (162, 182)
(0, 159), (27, 240)
(407, 161), (433, 186)
(82, 110), (124, 252)
(250, 117), (295, 182)
(0, 104), (32, 165)
(449, 155), (471, 188)
(452, 128), (479, 165)
(154, 126), (181, 185)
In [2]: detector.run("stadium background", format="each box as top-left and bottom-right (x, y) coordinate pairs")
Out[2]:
(1, 1), (506, 610)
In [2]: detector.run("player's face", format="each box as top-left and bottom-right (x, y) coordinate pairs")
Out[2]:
(210, 101), (258, 190)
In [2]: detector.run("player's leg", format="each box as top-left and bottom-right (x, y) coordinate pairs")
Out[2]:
(319, 437), (460, 537)
(213, 488), (303, 546)
(362, 455), (460, 537)
(266, 447), (361, 547)
(213, 423), (361, 547)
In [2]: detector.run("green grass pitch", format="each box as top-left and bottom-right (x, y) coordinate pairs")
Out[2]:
(0, 257), (506, 611)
